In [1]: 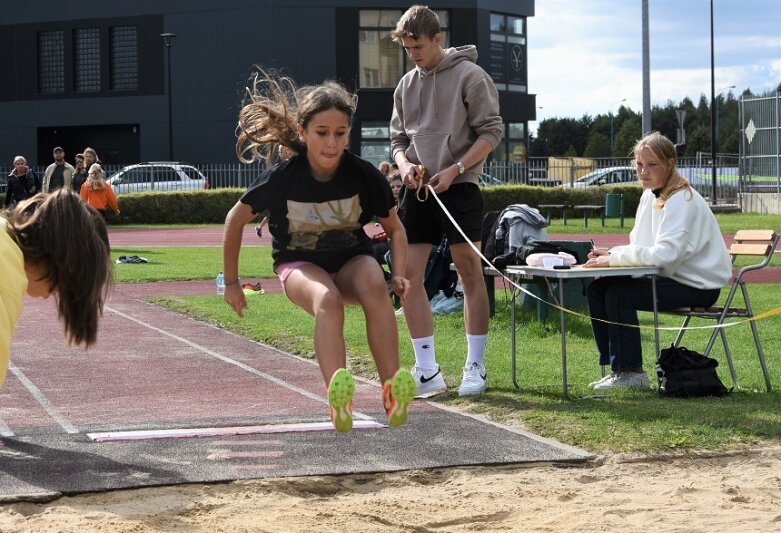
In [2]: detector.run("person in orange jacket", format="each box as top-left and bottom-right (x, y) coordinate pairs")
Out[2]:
(80, 163), (120, 217)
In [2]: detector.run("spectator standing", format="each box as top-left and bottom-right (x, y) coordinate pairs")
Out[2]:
(390, 5), (503, 397)
(42, 146), (75, 193)
(73, 147), (100, 194)
(72, 153), (86, 193)
(80, 163), (120, 217)
(5, 156), (41, 207)
(222, 70), (415, 433)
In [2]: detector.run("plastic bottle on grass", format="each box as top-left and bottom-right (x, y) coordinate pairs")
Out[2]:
(216, 271), (225, 295)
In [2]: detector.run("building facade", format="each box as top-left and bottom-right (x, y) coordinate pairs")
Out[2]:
(0, 0), (536, 167)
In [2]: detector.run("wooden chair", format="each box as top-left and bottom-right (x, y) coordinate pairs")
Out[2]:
(666, 229), (778, 391)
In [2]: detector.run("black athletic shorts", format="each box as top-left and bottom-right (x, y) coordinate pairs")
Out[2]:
(397, 182), (483, 245)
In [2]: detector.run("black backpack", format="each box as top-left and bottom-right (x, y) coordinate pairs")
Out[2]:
(423, 236), (458, 300)
(656, 344), (730, 397)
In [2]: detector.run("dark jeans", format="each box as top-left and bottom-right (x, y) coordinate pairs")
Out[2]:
(586, 276), (721, 372)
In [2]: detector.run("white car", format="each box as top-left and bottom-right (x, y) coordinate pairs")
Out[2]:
(107, 162), (209, 194)
(564, 166), (637, 188)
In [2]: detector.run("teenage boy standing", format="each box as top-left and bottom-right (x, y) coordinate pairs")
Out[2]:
(390, 5), (502, 397)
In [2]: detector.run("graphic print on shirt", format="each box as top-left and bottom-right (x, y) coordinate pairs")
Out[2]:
(286, 195), (363, 251)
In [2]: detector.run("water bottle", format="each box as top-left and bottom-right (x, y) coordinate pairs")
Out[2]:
(495, 225), (506, 255)
(216, 271), (225, 295)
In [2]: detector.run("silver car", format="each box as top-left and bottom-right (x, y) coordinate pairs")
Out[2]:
(107, 162), (209, 194)
(565, 166), (637, 188)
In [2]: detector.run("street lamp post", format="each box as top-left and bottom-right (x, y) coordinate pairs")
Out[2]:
(610, 98), (627, 155)
(161, 33), (176, 161)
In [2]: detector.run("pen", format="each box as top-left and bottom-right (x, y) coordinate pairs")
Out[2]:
(590, 239), (596, 251)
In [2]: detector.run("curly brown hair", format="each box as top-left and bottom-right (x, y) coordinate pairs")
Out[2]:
(3, 190), (112, 347)
(236, 69), (357, 167)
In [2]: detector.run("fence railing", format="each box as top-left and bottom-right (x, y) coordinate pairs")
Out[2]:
(10, 157), (747, 207)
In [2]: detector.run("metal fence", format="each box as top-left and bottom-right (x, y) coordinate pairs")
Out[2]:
(18, 161), (266, 192)
(485, 157), (741, 204)
(739, 92), (781, 214)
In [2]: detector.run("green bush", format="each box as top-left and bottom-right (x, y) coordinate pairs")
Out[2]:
(482, 185), (643, 216)
(110, 185), (645, 225)
(114, 188), (245, 224)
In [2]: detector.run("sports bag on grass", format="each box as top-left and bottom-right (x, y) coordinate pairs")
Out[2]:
(655, 344), (729, 397)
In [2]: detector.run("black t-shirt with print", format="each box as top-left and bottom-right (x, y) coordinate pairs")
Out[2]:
(241, 150), (395, 273)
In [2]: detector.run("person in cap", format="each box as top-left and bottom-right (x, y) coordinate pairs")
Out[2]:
(42, 146), (75, 193)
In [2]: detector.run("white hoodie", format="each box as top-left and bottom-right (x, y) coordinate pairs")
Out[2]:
(609, 187), (732, 289)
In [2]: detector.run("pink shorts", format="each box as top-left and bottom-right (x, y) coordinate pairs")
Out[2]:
(276, 261), (337, 297)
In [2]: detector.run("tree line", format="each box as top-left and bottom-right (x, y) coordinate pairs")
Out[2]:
(529, 85), (781, 159)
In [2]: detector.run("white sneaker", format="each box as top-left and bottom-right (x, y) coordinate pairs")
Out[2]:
(588, 373), (617, 388)
(458, 362), (487, 397)
(410, 365), (447, 398)
(593, 371), (650, 390)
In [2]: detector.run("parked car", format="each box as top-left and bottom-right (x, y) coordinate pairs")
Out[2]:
(106, 162), (209, 194)
(564, 166), (637, 188)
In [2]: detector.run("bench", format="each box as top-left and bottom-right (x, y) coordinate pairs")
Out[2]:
(538, 204), (569, 225)
(573, 204), (604, 227)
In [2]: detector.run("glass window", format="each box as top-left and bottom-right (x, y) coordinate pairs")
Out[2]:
(74, 27), (101, 92)
(358, 9), (449, 89)
(110, 25), (138, 91)
(38, 30), (65, 94)
(181, 167), (202, 180)
(153, 167), (180, 182)
(489, 12), (527, 91)
(126, 168), (150, 184)
(507, 16), (524, 35)
(360, 121), (391, 168)
(508, 122), (525, 139)
(490, 14), (506, 32)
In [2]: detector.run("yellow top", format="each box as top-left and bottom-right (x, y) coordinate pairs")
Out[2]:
(0, 219), (27, 387)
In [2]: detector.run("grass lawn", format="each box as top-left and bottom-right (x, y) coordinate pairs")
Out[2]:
(130, 237), (781, 455)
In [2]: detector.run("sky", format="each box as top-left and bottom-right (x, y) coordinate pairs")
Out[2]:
(526, 0), (781, 130)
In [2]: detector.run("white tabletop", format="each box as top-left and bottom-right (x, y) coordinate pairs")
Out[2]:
(505, 264), (660, 280)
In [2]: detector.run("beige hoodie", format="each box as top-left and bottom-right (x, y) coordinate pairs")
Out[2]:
(390, 45), (503, 185)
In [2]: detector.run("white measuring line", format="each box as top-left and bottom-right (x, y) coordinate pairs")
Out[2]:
(0, 416), (14, 437)
(8, 363), (79, 434)
(104, 305), (375, 420)
(88, 420), (386, 442)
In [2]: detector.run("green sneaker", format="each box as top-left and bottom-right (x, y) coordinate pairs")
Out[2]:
(327, 368), (355, 433)
(383, 369), (416, 428)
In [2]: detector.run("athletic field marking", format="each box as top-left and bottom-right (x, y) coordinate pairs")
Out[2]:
(8, 364), (79, 434)
(0, 417), (14, 437)
(87, 420), (386, 442)
(105, 305), (373, 421)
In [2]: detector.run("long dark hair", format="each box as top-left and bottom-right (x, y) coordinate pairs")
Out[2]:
(235, 69), (357, 166)
(3, 190), (112, 347)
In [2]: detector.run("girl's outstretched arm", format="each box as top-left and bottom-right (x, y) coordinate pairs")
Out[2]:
(222, 201), (256, 317)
